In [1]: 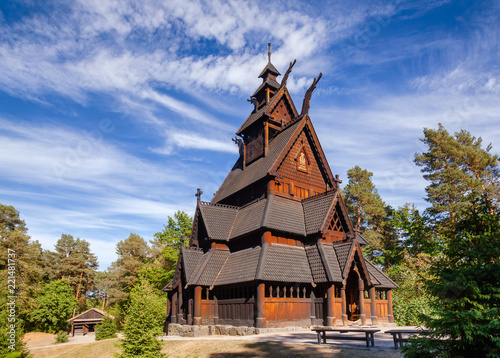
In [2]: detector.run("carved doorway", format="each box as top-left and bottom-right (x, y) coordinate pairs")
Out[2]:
(346, 271), (360, 321)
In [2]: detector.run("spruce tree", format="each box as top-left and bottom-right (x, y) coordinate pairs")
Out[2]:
(116, 280), (166, 358)
(402, 196), (500, 357)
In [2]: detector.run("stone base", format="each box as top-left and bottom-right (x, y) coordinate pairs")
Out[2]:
(166, 323), (308, 337)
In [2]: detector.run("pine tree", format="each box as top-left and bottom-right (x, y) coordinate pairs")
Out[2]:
(107, 234), (154, 304)
(47, 234), (99, 305)
(414, 124), (500, 227)
(116, 280), (166, 358)
(343, 166), (387, 260)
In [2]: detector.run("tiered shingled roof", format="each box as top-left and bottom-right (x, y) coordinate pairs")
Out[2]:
(199, 191), (352, 241)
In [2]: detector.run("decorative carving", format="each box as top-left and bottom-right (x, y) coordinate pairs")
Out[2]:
(300, 73), (323, 116)
(280, 59), (296, 88)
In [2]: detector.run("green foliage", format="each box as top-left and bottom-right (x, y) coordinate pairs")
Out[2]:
(393, 292), (434, 326)
(389, 204), (439, 257)
(343, 166), (399, 265)
(116, 280), (167, 358)
(388, 252), (436, 326)
(0, 276), (30, 357)
(48, 234), (99, 304)
(402, 196), (500, 358)
(95, 316), (117, 341)
(54, 331), (69, 343)
(415, 124), (500, 227)
(29, 279), (77, 333)
(154, 211), (192, 249)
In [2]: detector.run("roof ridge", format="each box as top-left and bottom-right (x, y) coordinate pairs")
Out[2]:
(200, 201), (239, 210)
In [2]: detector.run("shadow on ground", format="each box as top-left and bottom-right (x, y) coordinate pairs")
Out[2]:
(208, 341), (400, 358)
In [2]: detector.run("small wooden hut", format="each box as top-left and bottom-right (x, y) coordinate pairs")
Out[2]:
(163, 47), (398, 329)
(67, 308), (114, 336)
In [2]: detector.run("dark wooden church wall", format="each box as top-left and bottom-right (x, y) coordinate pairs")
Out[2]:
(263, 283), (311, 327)
(212, 285), (255, 326)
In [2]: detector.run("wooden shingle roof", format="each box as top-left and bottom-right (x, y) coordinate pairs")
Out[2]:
(364, 260), (399, 289)
(261, 244), (313, 284)
(214, 246), (262, 286)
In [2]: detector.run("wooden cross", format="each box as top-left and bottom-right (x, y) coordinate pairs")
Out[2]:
(195, 188), (203, 200)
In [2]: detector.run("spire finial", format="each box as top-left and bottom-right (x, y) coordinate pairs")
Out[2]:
(268, 43), (271, 63)
(195, 188), (203, 201)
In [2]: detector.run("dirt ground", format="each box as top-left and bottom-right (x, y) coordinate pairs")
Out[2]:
(24, 333), (403, 358)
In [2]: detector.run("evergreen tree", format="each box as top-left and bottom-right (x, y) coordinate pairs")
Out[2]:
(107, 234), (154, 304)
(95, 316), (117, 341)
(116, 280), (166, 358)
(415, 124), (500, 227)
(402, 196), (500, 357)
(0, 204), (45, 338)
(48, 234), (99, 303)
(343, 166), (387, 260)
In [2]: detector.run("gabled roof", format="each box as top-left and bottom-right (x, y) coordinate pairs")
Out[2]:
(333, 241), (354, 276)
(198, 202), (239, 241)
(364, 260), (399, 289)
(67, 308), (114, 322)
(215, 116), (335, 204)
(318, 242), (343, 282)
(302, 191), (337, 235)
(237, 85), (298, 135)
(201, 189), (356, 241)
(251, 77), (281, 98)
(269, 115), (334, 187)
(188, 249), (230, 286)
(213, 119), (301, 203)
(181, 246), (204, 282)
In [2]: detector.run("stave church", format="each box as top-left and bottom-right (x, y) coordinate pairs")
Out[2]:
(163, 46), (397, 329)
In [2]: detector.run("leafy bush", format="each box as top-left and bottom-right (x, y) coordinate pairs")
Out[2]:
(95, 316), (117, 341)
(393, 291), (434, 326)
(54, 331), (68, 343)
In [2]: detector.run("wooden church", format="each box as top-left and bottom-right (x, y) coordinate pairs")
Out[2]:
(164, 47), (397, 329)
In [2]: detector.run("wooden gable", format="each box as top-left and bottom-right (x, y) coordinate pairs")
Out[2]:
(323, 194), (354, 235)
(267, 87), (298, 127)
(271, 117), (335, 199)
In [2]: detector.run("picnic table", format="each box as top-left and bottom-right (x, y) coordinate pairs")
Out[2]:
(385, 328), (421, 349)
(312, 327), (380, 348)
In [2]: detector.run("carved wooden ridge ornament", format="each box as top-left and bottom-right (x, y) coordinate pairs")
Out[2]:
(300, 72), (323, 116)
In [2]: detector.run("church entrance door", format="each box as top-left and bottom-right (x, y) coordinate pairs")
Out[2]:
(346, 271), (360, 321)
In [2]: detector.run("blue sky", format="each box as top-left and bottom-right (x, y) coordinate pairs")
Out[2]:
(1, 0), (498, 270)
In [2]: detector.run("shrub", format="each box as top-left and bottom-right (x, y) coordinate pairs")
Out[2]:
(95, 316), (117, 341)
(54, 331), (68, 343)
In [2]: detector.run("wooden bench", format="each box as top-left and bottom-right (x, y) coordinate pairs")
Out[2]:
(385, 328), (421, 349)
(312, 328), (380, 348)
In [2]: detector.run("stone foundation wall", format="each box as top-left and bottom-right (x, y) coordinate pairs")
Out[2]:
(166, 323), (307, 337)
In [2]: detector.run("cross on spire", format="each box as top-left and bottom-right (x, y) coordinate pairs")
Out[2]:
(195, 188), (203, 201)
(268, 42), (271, 62)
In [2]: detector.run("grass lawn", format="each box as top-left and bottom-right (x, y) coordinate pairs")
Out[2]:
(27, 337), (404, 358)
